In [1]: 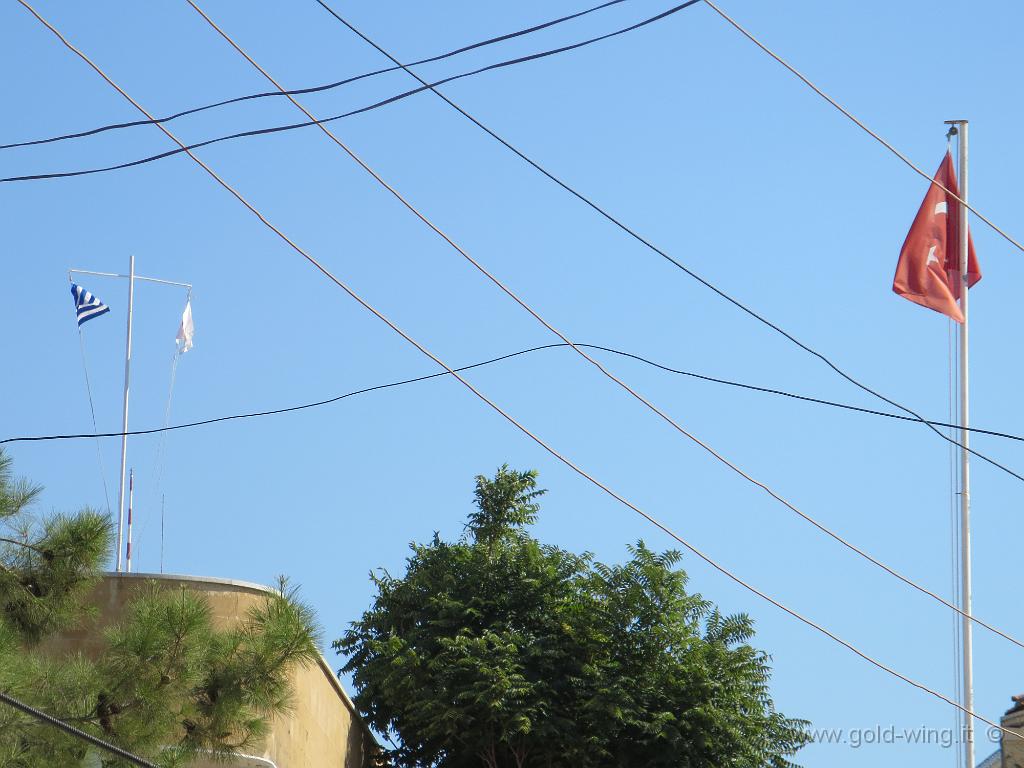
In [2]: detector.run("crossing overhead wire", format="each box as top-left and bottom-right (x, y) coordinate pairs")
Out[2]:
(0, 0), (631, 151)
(0, 690), (160, 768)
(16, 0), (1024, 742)
(193, 0), (1024, 655)
(703, 0), (1024, 256)
(9, 2), (1019, 485)
(313, 0), (1024, 485)
(0, 0), (701, 183)
(189, 0), (1024, 650)
(5, 342), (1024, 446)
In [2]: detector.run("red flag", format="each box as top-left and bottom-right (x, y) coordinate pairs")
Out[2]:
(893, 151), (980, 322)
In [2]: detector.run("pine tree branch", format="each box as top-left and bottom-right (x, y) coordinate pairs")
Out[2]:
(0, 537), (48, 557)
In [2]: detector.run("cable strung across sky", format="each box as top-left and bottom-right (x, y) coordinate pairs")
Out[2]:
(7, 1), (1021, 488)
(0, 0), (632, 151)
(0, 691), (159, 768)
(312, 0), (1024, 487)
(5, 342), (1023, 446)
(305, 1), (1024, 487)
(8, 0), (1022, 479)
(10, 0), (1021, 485)
(184, 0), (1024, 654)
(7, 0), (1022, 261)
(15, 0), (1024, 745)
(0, 0), (701, 183)
(702, 0), (1024, 257)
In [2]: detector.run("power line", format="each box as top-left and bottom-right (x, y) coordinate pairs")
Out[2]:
(188, 0), (1024, 652)
(0, 0), (631, 151)
(8, 0), (1017, 486)
(703, 0), (1024, 256)
(19, 5), (1010, 481)
(193, 0), (1024, 671)
(0, 1), (701, 184)
(312, 0), (1024, 486)
(5, 342), (1024, 446)
(189, 0), (1024, 652)
(0, 690), (160, 768)
(190, 0), (1024, 650)
(17, 0), (1023, 741)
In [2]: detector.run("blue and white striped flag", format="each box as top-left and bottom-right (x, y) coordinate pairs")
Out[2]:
(70, 283), (110, 326)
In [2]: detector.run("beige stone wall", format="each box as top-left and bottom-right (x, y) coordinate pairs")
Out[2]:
(42, 572), (378, 768)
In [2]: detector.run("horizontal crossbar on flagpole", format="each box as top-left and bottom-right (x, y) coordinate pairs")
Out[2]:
(68, 268), (192, 290)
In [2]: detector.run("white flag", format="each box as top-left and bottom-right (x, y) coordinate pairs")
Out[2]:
(176, 300), (194, 354)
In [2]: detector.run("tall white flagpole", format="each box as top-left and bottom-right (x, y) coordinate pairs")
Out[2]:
(70, 261), (190, 571)
(114, 255), (135, 573)
(952, 119), (974, 768)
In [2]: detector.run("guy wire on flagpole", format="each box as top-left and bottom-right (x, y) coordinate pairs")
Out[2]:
(140, 288), (189, 561)
(944, 126), (964, 765)
(947, 313), (964, 766)
(19, 0), (1024, 742)
(945, 118), (975, 768)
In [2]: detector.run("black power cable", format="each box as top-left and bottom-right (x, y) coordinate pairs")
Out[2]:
(0, 690), (160, 768)
(0, 0), (630, 151)
(10, 2), (1018, 479)
(4, 342), (1021, 447)
(312, 1), (1024, 483)
(0, 1), (700, 184)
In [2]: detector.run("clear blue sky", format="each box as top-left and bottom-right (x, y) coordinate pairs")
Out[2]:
(3, 1), (1022, 765)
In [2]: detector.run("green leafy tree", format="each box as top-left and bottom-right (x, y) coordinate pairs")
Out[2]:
(0, 450), (321, 767)
(337, 466), (808, 768)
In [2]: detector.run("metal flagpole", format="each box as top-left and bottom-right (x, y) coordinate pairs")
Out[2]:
(948, 118), (974, 768)
(69, 262), (191, 572)
(115, 255), (136, 573)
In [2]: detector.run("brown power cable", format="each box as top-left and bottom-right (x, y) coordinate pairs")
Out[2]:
(16, 0), (1018, 744)
(182, 0), (1024, 652)
(704, 0), (1024, 256)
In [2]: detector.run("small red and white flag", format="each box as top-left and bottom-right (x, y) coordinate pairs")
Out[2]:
(892, 151), (980, 322)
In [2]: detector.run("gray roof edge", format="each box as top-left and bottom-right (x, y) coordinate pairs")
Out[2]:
(103, 570), (278, 596)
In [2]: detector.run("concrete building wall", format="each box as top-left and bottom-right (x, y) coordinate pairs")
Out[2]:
(43, 572), (378, 768)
